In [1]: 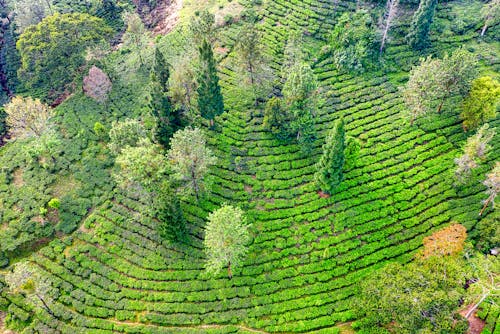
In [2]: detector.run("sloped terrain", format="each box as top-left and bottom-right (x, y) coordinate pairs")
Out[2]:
(0, 0), (499, 333)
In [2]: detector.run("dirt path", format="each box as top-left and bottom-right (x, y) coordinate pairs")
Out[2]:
(460, 304), (486, 334)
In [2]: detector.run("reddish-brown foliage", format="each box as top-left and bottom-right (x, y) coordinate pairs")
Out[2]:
(420, 223), (467, 258)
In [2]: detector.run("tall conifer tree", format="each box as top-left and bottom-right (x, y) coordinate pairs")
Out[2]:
(149, 47), (181, 148)
(406, 0), (437, 50)
(197, 39), (224, 127)
(315, 118), (346, 194)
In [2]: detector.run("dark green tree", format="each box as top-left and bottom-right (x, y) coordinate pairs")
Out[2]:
(153, 47), (170, 92)
(263, 97), (287, 140)
(149, 47), (182, 147)
(0, 108), (7, 144)
(330, 10), (379, 73)
(315, 118), (346, 194)
(406, 0), (438, 50)
(155, 181), (186, 242)
(16, 13), (112, 101)
(196, 39), (224, 128)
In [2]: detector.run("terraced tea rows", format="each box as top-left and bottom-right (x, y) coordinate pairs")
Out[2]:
(2, 0), (499, 332)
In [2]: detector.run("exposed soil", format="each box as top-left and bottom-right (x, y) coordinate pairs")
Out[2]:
(12, 168), (24, 188)
(317, 190), (331, 199)
(134, 0), (182, 35)
(459, 304), (486, 334)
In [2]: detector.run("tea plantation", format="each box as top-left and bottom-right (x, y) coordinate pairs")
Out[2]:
(0, 0), (499, 333)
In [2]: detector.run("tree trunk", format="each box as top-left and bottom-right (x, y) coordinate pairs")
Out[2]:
(437, 98), (445, 113)
(465, 293), (489, 319)
(227, 261), (232, 279)
(36, 294), (55, 317)
(191, 168), (199, 201)
(379, 0), (398, 55)
(479, 197), (491, 216)
(481, 22), (488, 36)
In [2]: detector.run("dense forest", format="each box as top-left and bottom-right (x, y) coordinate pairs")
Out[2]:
(0, 0), (499, 333)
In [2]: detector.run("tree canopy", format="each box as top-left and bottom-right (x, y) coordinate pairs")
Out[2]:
(16, 12), (112, 100)
(204, 204), (250, 278)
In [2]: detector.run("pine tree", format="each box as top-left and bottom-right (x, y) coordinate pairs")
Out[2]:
(197, 39), (224, 127)
(149, 47), (181, 148)
(406, 0), (438, 50)
(315, 118), (346, 194)
(153, 47), (170, 92)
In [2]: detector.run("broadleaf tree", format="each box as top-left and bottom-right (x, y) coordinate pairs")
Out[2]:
(167, 127), (217, 199)
(16, 13), (112, 101)
(5, 261), (57, 317)
(204, 204), (250, 279)
(4, 96), (53, 140)
(460, 76), (500, 131)
(402, 48), (478, 124)
(480, 161), (500, 216)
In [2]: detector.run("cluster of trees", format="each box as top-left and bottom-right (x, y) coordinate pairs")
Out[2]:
(355, 223), (499, 333)
(402, 48), (479, 125)
(327, 0), (498, 73)
(402, 47), (500, 131)
(16, 12), (113, 101)
(109, 119), (251, 277)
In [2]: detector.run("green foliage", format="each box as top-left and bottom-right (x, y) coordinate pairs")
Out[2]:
(263, 97), (286, 139)
(153, 47), (170, 92)
(204, 204), (250, 278)
(93, 121), (106, 138)
(47, 198), (60, 210)
(16, 13), (112, 101)
(0, 108), (7, 143)
(355, 256), (468, 333)
(473, 211), (499, 253)
(196, 39), (224, 126)
(4, 96), (53, 140)
(189, 10), (215, 45)
(344, 136), (361, 170)
(108, 119), (147, 155)
(330, 10), (379, 73)
(402, 48), (478, 124)
(235, 22), (271, 102)
(264, 61), (318, 147)
(315, 119), (346, 194)
(407, 0), (438, 50)
(155, 183), (186, 242)
(114, 139), (168, 193)
(461, 76), (500, 131)
(149, 48), (183, 148)
(167, 127), (216, 199)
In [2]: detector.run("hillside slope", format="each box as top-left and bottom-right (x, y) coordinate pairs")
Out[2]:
(0, 0), (499, 333)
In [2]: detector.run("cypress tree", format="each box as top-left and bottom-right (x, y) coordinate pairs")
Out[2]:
(155, 184), (186, 242)
(315, 118), (346, 194)
(197, 39), (224, 128)
(406, 0), (438, 50)
(149, 48), (181, 148)
(153, 47), (170, 92)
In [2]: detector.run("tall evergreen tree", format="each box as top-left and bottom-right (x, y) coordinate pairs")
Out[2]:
(406, 0), (438, 50)
(197, 39), (224, 128)
(153, 47), (170, 92)
(315, 118), (346, 194)
(149, 47), (181, 148)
